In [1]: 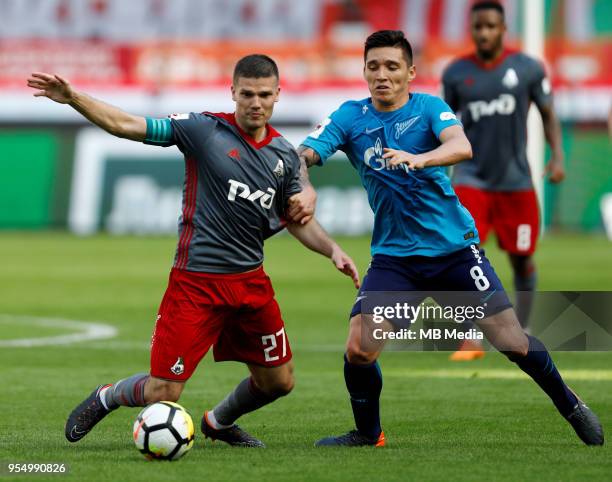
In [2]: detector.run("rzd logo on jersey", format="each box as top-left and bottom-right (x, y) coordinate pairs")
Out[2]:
(468, 94), (516, 122)
(227, 180), (276, 209)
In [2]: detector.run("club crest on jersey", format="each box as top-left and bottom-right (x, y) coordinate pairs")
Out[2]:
(273, 159), (284, 178)
(169, 113), (189, 120)
(394, 116), (420, 139)
(227, 179), (276, 209)
(170, 357), (184, 375)
(502, 68), (519, 89)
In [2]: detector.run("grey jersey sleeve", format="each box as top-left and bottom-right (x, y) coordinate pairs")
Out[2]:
(528, 59), (553, 110)
(441, 67), (460, 112)
(143, 113), (217, 154)
(282, 149), (303, 204)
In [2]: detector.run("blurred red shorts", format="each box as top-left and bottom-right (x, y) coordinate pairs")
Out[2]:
(455, 186), (540, 255)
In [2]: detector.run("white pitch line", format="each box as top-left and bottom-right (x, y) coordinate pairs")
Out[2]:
(0, 314), (118, 347)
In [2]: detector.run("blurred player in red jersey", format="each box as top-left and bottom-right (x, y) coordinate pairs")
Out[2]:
(28, 54), (359, 447)
(442, 1), (565, 360)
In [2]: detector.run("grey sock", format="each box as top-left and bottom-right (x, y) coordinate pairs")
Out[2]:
(213, 377), (277, 426)
(104, 373), (149, 409)
(514, 271), (537, 328)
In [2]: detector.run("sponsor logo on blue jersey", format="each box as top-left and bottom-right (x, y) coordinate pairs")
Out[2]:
(363, 137), (410, 173)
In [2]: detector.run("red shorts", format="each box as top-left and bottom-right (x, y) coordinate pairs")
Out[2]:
(455, 186), (540, 255)
(150, 267), (292, 381)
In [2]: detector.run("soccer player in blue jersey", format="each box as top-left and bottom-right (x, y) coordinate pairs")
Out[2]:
(297, 30), (603, 447)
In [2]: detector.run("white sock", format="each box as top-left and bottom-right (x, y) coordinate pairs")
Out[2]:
(206, 410), (232, 430)
(98, 385), (111, 410)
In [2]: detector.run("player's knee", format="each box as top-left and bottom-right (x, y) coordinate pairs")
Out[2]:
(274, 374), (295, 397)
(345, 346), (378, 365)
(146, 381), (183, 403)
(257, 374), (294, 398)
(502, 338), (529, 361)
(511, 255), (536, 279)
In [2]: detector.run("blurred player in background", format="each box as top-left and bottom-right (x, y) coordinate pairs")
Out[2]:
(298, 30), (602, 447)
(442, 1), (565, 360)
(28, 54), (357, 448)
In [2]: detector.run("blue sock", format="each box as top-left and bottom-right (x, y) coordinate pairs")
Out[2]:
(511, 336), (578, 417)
(344, 354), (382, 439)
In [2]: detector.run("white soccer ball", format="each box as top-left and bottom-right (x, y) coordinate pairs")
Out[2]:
(133, 401), (195, 461)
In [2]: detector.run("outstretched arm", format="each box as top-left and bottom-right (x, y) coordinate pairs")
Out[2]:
(286, 146), (322, 225)
(27, 72), (146, 141)
(538, 103), (565, 184)
(383, 125), (472, 170)
(287, 219), (360, 289)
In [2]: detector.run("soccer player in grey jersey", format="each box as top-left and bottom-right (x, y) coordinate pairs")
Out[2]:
(442, 1), (566, 360)
(28, 55), (360, 447)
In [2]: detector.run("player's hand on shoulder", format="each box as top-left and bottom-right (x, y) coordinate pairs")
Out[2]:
(383, 148), (428, 170)
(544, 158), (565, 184)
(331, 245), (360, 289)
(287, 186), (317, 225)
(27, 72), (75, 104)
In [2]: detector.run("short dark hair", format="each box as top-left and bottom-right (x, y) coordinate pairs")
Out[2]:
(471, 1), (505, 19)
(233, 54), (279, 83)
(364, 30), (413, 66)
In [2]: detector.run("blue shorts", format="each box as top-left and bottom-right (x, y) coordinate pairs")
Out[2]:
(350, 245), (512, 319)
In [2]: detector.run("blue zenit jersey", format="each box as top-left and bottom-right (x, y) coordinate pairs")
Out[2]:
(302, 93), (479, 257)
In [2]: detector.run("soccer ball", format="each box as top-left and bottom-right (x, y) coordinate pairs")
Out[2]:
(133, 401), (195, 461)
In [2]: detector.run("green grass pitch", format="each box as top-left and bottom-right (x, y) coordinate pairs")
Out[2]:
(1, 232), (611, 481)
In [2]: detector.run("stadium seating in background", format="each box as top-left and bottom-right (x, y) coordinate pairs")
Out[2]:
(0, 0), (610, 92)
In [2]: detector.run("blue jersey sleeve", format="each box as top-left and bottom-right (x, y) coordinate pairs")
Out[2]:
(426, 96), (462, 139)
(300, 103), (352, 165)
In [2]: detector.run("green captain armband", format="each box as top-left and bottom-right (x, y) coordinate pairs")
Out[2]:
(145, 117), (173, 145)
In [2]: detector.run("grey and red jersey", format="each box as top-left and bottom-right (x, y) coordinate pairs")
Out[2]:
(144, 112), (301, 273)
(442, 49), (553, 191)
